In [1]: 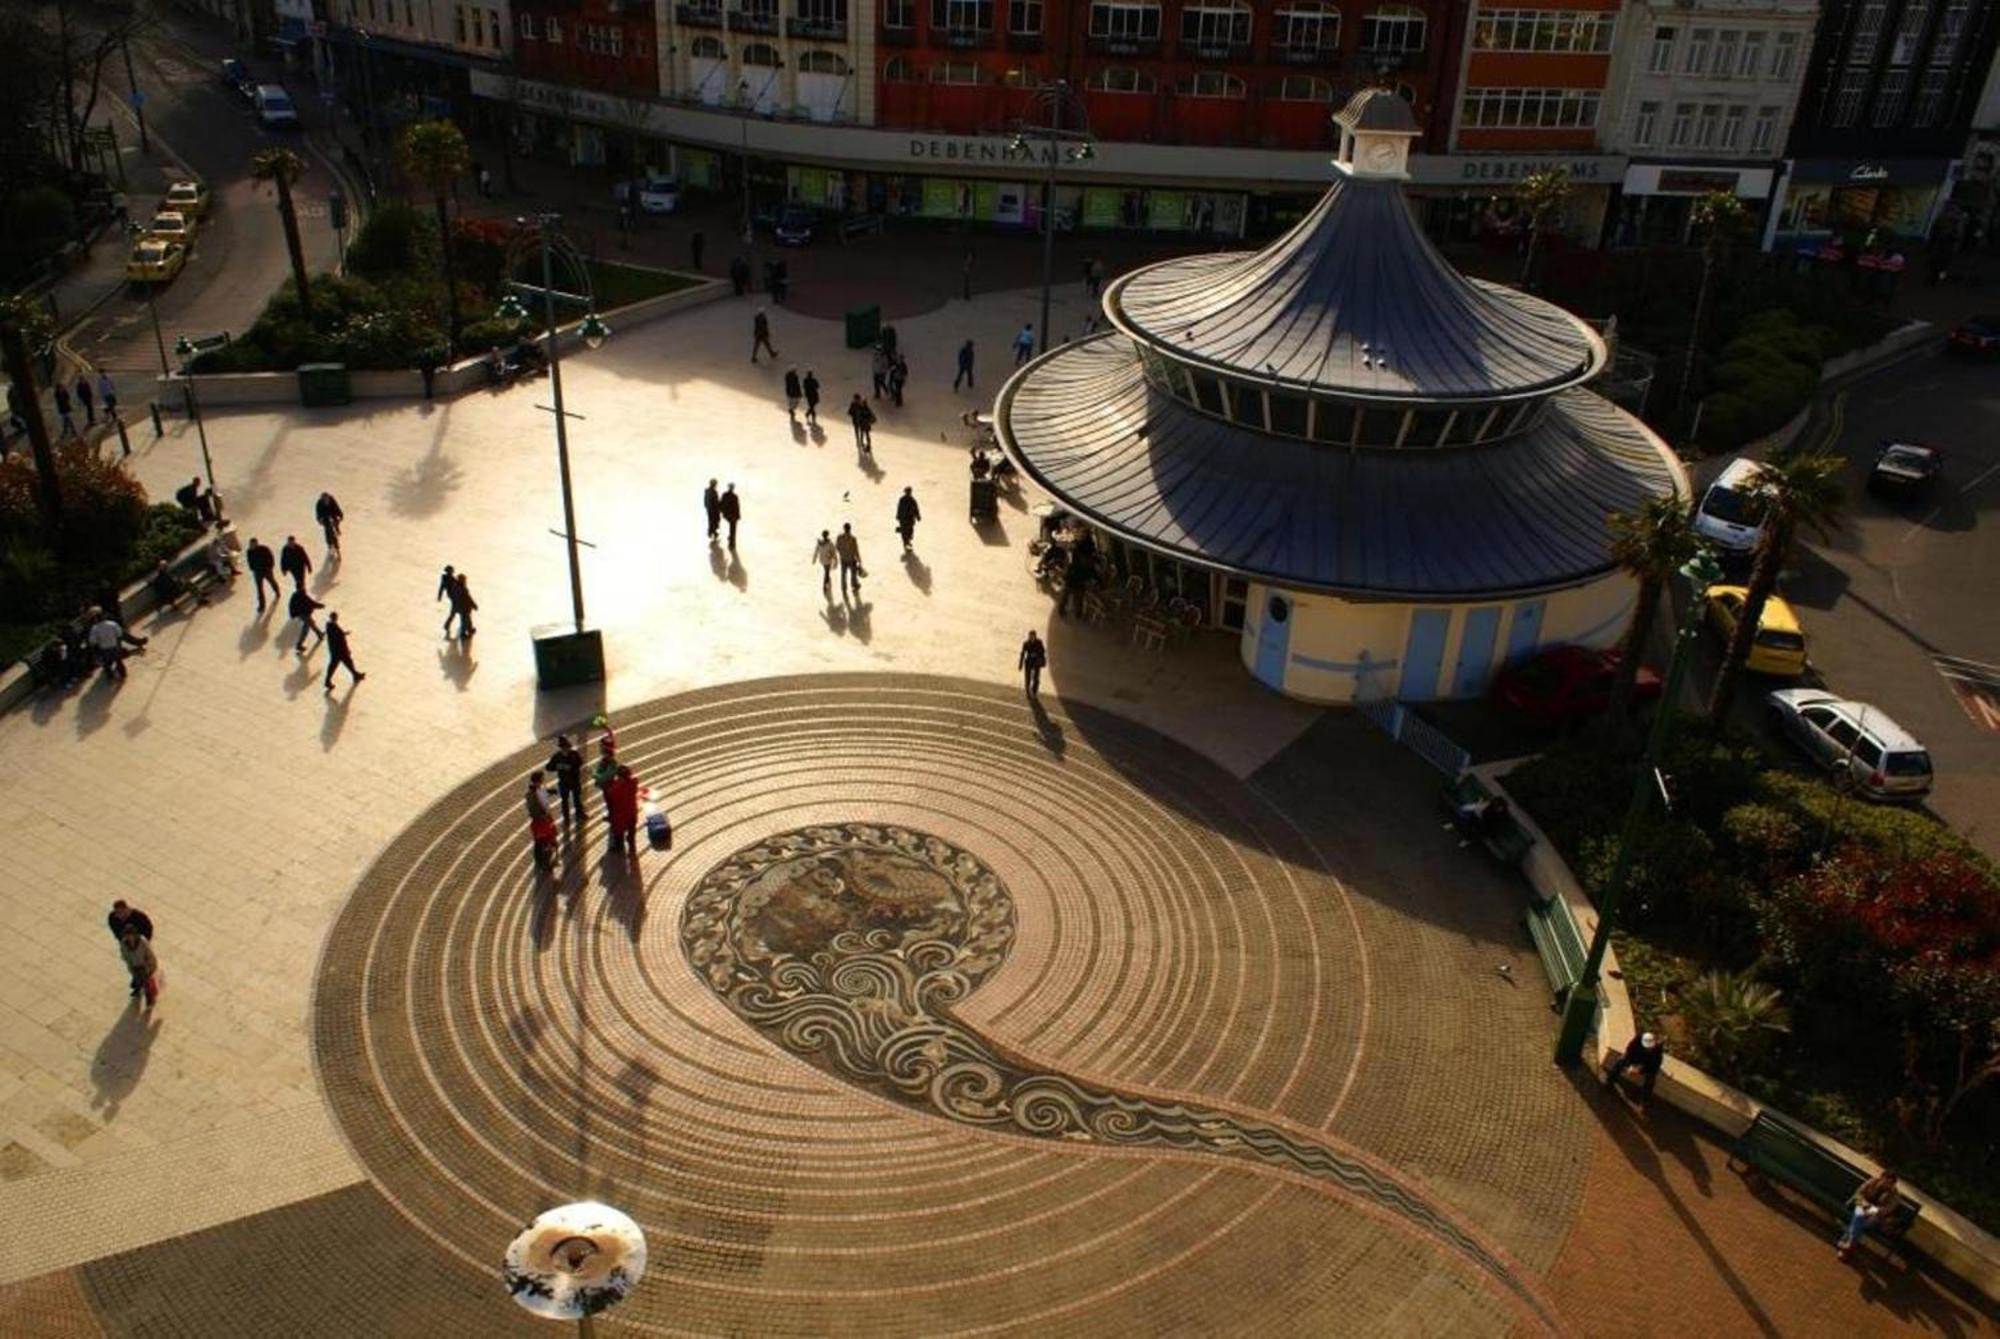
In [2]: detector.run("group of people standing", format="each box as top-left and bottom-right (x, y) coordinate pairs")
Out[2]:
(525, 720), (665, 870)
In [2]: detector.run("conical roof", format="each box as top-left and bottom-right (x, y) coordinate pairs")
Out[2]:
(1105, 172), (1604, 402)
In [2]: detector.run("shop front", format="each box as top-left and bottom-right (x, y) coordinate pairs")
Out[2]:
(1775, 157), (1958, 243)
(1408, 153), (1624, 249)
(1610, 164), (1778, 247)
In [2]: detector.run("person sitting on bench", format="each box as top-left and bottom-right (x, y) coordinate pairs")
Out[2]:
(1604, 1030), (1666, 1104)
(1837, 1169), (1901, 1260)
(151, 559), (204, 612)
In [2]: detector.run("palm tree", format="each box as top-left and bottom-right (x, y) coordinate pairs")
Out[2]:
(1676, 189), (1749, 418)
(1606, 495), (1697, 716)
(251, 148), (312, 318)
(396, 120), (473, 354)
(1707, 450), (1847, 723)
(1514, 167), (1572, 290)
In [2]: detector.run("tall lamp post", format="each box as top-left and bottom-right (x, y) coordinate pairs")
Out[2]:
(496, 214), (611, 687)
(171, 335), (218, 493)
(1009, 80), (1094, 357)
(1553, 548), (1726, 1067)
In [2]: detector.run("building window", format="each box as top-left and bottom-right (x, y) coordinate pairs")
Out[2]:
(1713, 30), (1738, 76)
(1275, 4), (1339, 51)
(798, 0), (847, 23)
(454, 4), (466, 42)
(798, 49), (847, 73)
(1471, 10), (1613, 53)
(546, 17), (561, 42)
(1874, 68), (1910, 123)
(1910, 67), (1950, 124)
(1002, 65), (1042, 86)
(518, 10), (532, 37)
(1693, 101), (1720, 147)
(930, 60), (990, 82)
(1771, 31), (1799, 80)
(1181, 2), (1250, 48)
(1188, 71), (1246, 97)
(1668, 101), (1693, 146)
(933, 0), (993, 32)
(1010, 0), (1043, 35)
(884, 0), (913, 26)
(1750, 105), (1777, 152)
(1632, 99), (1659, 146)
(1934, 0), (1969, 61)
(1719, 104), (1746, 149)
(1276, 74), (1333, 100)
(1646, 25), (1675, 73)
(742, 41), (780, 64)
(1891, 1), (1929, 63)
(1738, 31), (1764, 78)
(691, 34), (725, 55)
(1087, 65), (1154, 92)
(1851, 1), (1886, 62)
(1459, 86), (1602, 128)
(1090, 0), (1161, 40)
(1828, 68), (1867, 126)
(1360, 5), (1425, 51)
(1683, 28), (1711, 74)
(883, 55), (915, 79)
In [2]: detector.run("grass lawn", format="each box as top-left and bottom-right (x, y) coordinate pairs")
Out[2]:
(584, 261), (702, 311)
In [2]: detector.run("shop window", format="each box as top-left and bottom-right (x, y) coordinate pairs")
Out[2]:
(1188, 71), (1246, 98)
(1191, 371), (1227, 416)
(1010, 0), (1043, 35)
(1090, 1), (1162, 41)
(1231, 381), (1266, 427)
(1275, 4), (1338, 52)
(1445, 408), (1482, 445)
(1354, 407), (1399, 445)
(1220, 577), (1248, 631)
(1403, 409), (1450, 448)
(692, 34), (727, 56)
(1632, 100), (1658, 146)
(798, 50), (847, 74)
(1268, 393), (1308, 437)
(930, 60), (993, 83)
(1359, 5), (1424, 52)
(1181, 2), (1250, 47)
(1276, 76), (1333, 102)
(1646, 25), (1674, 74)
(1310, 400), (1355, 443)
(932, 0), (994, 31)
(884, 0), (914, 26)
(1771, 31), (1799, 79)
(1087, 65), (1154, 93)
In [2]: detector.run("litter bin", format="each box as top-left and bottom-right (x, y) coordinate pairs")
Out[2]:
(844, 304), (881, 350)
(297, 362), (352, 407)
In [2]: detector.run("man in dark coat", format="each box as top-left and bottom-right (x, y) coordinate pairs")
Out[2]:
(315, 491), (345, 557)
(323, 612), (364, 691)
(279, 535), (312, 590)
(1018, 630), (1047, 696)
(751, 308), (777, 363)
(719, 483), (742, 550)
(289, 586), (326, 653)
(802, 369), (821, 424)
(954, 340), (975, 391)
(1604, 1030), (1666, 1103)
(895, 487), (921, 551)
(107, 899), (153, 942)
(547, 734), (586, 824)
(245, 537), (280, 612)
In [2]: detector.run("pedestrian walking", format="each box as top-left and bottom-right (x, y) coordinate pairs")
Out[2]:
(729, 254), (751, 296)
(245, 537), (281, 611)
(606, 764), (641, 857)
(323, 612), (364, 690)
(289, 586), (326, 653)
(835, 522), (863, 598)
(448, 571), (478, 639)
(871, 344), (890, 399)
(75, 375), (95, 426)
(1086, 257), (1105, 297)
(86, 609), (129, 680)
(847, 394), (875, 453)
(702, 479), (722, 540)
(888, 354), (908, 408)
(96, 370), (117, 418)
(176, 476), (217, 524)
(279, 535), (312, 591)
(719, 483), (742, 550)
(547, 734), (586, 823)
(895, 487), (921, 550)
(436, 564), (464, 636)
(954, 340), (975, 391)
(525, 770), (558, 871)
(53, 382), (76, 438)
(784, 366), (802, 417)
(1013, 324), (1036, 366)
(477, 163), (493, 197)
(812, 529), (837, 596)
(93, 586), (148, 654)
(108, 899), (154, 946)
(1018, 629), (1047, 696)
(120, 929), (160, 1009)
(691, 228), (706, 272)
(315, 491), (345, 557)
(751, 308), (778, 362)
(802, 369), (821, 424)
(1603, 1030), (1666, 1104)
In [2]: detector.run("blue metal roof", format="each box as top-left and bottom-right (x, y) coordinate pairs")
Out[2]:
(995, 337), (1688, 599)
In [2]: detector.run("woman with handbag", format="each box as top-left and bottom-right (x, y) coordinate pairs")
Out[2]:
(120, 930), (160, 1009)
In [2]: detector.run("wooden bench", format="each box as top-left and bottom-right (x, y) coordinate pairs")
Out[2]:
(1439, 773), (1536, 866)
(1727, 1110), (1920, 1255)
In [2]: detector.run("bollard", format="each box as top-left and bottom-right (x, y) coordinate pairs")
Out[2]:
(149, 401), (163, 436)
(114, 410), (132, 456)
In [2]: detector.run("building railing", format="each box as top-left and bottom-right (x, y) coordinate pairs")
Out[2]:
(1183, 39), (1251, 60)
(1273, 43), (1338, 65)
(1086, 34), (1161, 55)
(938, 25), (994, 47)
(1005, 29), (1044, 51)
(786, 15), (846, 38)
(674, 2), (723, 25)
(726, 9), (779, 33)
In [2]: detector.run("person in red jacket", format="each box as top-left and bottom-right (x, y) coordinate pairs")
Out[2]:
(605, 765), (640, 858)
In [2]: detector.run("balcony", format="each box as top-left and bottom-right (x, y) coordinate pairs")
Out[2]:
(1183, 39), (1250, 61)
(1086, 35), (1160, 56)
(938, 25), (994, 48)
(786, 15), (846, 38)
(726, 9), (779, 32)
(674, 2), (722, 25)
(1005, 29), (1043, 52)
(1273, 43), (1337, 65)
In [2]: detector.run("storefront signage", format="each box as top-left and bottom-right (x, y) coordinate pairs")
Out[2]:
(1409, 154), (1625, 186)
(908, 137), (1057, 166)
(1791, 157), (1955, 187)
(1622, 164), (1773, 199)
(1657, 169), (1740, 194)
(1849, 163), (1890, 181)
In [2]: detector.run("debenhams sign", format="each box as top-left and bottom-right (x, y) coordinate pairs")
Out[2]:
(908, 137), (1060, 166)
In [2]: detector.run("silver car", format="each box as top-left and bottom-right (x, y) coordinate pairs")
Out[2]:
(1766, 689), (1933, 801)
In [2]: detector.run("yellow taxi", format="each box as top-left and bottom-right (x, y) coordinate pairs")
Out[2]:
(1706, 585), (1810, 678)
(125, 237), (188, 283)
(163, 179), (211, 219)
(148, 210), (195, 245)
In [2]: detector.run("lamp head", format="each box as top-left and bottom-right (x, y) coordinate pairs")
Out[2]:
(1681, 548), (1723, 594)
(495, 293), (529, 324)
(173, 335), (194, 359)
(1069, 141), (1096, 163)
(579, 312), (611, 350)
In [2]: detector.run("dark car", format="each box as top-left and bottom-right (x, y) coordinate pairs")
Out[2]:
(774, 206), (815, 247)
(1491, 645), (1660, 729)
(221, 59), (254, 98)
(1868, 441), (1942, 495)
(1947, 314), (2000, 357)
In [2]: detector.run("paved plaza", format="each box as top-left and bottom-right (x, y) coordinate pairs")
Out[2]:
(0, 283), (1991, 1334)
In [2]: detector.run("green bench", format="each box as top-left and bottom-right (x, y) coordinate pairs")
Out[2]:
(1727, 1110), (1920, 1254)
(1439, 773), (1535, 867)
(1523, 893), (1588, 1002)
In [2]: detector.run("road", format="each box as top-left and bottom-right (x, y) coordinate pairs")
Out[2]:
(65, 16), (344, 392)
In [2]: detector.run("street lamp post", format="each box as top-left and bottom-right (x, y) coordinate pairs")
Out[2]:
(1009, 81), (1094, 357)
(1553, 548), (1726, 1067)
(171, 335), (218, 493)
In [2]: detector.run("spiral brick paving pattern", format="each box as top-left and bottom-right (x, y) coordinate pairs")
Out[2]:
(312, 675), (1575, 1335)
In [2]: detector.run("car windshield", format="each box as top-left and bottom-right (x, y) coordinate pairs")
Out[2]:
(266, 93), (292, 110)
(1703, 484), (1767, 526)
(1881, 446), (1930, 469)
(780, 208), (810, 225)
(1885, 750), (1933, 777)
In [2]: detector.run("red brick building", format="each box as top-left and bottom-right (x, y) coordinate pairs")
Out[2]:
(873, 0), (1449, 152)
(513, 0), (662, 99)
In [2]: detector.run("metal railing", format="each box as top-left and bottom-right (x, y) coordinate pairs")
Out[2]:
(1356, 700), (1472, 778)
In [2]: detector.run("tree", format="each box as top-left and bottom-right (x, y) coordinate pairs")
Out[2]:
(0, 297), (62, 531)
(1606, 495), (1696, 716)
(1706, 450), (1845, 723)
(251, 147), (312, 318)
(396, 120), (472, 353)
(1677, 190), (1750, 418)
(1514, 167), (1572, 290)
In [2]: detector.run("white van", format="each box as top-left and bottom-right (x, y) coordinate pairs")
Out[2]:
(1693, 457), (1772, 559)
(254, 84), (299, 129)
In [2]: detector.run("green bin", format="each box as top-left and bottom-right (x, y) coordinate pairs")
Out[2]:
(843, 304), (881, 350)
(297, 362), (353, 407)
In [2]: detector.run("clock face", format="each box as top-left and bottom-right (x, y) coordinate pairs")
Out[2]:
(1366, 141), (1400, 168)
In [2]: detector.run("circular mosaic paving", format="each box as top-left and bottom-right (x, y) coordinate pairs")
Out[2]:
(313, 675), (1563, 1335)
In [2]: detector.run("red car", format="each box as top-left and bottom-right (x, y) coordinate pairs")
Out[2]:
(1491, 646), (1661, 728)
(1948, 314), (2000, 357)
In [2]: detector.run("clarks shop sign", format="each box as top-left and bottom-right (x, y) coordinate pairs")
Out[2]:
(1410, 154), (1626, 186)
(908, 137), (1060, 166)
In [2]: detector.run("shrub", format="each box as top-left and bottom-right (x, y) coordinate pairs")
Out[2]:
(345, 200), (437, 282)
(1681, 969), (1791, 1074)
(456, 315), (528, 355)
(0, 443), (149, 561)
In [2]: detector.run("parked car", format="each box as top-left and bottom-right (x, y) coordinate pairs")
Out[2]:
(163, 179), (211, 220)
(1867, 441), (1942, 496)
(615, 175), (681, 214)
(1490, 645), (1661, 728)
(774, 205), (816, 246)
(1692, 457), (1772, 562)
(125, 238), (187, 284)
(147, 210), (196, 245)
(1947, 313), (2000, 357)
(1766, 689), (1934, 801)
(1706, 585), (1809, 678)
(254, 84), (299, 129)
(220, 58), (254, 98)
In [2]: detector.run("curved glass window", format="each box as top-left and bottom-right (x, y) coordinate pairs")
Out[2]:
(1192, 371), (1227, 415)
(1311, 400), (1355, 444)
(1268, 393), (1308, 438)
